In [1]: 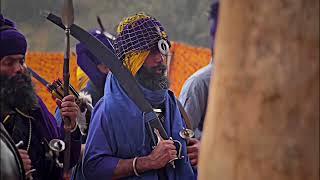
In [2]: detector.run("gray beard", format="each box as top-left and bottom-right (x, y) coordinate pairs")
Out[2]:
(135, 64), (169, 91)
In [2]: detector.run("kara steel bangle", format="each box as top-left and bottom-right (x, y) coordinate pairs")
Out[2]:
(133, 157), (141, 177)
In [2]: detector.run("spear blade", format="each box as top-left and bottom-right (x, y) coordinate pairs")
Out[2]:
(61, 0), (74, 28)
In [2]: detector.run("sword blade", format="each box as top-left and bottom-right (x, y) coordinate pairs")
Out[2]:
(28, 68), (51, 88)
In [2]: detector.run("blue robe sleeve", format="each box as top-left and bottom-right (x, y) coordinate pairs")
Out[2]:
(83, 98), (120, 179)
(54, 108), (62, 127)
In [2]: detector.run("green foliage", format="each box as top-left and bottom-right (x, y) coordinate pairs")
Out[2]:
(2, 0), (213, 51)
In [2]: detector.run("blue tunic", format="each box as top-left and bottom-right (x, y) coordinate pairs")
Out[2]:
(82, 73), (196, 179)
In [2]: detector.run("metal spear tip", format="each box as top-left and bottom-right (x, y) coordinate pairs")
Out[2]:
(61, 0), (74, 28)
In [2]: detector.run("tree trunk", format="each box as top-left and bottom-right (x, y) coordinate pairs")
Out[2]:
(199, 0), (319, 180)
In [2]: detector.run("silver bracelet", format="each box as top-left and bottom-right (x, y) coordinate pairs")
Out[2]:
(133, 157), (141, 177)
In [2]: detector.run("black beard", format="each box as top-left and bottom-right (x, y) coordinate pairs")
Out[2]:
(135, 64), (169, 91)
(0, 72), (38, 117)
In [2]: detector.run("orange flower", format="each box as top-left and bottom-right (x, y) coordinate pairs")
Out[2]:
(26, 52), (79, 113)
(168, 42), (211, 96)
(25, 43), (210, 113)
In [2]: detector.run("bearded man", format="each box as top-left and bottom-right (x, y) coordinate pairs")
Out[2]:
(0, 14), (81, 180)
(81, 13), (200, 180)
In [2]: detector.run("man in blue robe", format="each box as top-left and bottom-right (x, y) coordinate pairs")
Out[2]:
(0, 14), (81, 180)
(82, 13), (200, 179)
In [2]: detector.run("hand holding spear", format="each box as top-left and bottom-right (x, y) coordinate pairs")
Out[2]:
(61, 0), (74, 178)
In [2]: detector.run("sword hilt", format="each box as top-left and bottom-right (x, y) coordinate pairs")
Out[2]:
(153, 129), (184, 169)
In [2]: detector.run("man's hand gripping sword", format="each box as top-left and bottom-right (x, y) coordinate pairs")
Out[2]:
(153, 129), (184, 168)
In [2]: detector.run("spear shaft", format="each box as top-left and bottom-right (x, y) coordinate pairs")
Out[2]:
(61, 0), (74, 178)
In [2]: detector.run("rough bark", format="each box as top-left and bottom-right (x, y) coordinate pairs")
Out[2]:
(199, 0), (319, 180)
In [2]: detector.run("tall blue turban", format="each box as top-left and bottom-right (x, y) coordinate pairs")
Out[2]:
(0, 14), (27, 60)
(76, 29), (114, 90)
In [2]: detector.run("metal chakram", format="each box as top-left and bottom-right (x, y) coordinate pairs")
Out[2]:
(158, 39), (170, 55)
